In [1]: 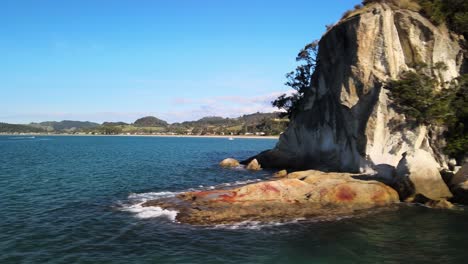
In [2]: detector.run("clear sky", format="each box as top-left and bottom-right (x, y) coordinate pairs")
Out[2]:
(1, 0), (360, 124)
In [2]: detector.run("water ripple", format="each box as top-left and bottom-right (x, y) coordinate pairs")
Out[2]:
(0, 136), (467, 264)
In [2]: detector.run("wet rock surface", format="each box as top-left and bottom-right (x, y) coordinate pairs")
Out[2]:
(142, 170), (399, 225)
(219, 158), (240, 168)
(246, 159), (262, 171)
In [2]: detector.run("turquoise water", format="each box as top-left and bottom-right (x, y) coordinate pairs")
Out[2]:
(1, 135), (467, 264)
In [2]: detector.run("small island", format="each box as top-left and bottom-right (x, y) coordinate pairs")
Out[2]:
(139, 0), (468, 225)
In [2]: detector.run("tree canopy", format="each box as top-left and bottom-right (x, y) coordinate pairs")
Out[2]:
(272, 40), (319, 118)
(386, 65), (467, 162)
(133, 116), (168, 127)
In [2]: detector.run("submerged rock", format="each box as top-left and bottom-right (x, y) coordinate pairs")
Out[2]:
(395, 150), (452, 201)
(246, 159), (261, 171)
(142, 170), (399, 225)
(425, 199), (455, 209)
(219, 158), (240, 168)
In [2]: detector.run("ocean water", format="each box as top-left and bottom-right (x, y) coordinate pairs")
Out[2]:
(0, 135), (467, 264)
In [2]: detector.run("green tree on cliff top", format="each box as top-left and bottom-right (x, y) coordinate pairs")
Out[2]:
(272, 40), (319, 118)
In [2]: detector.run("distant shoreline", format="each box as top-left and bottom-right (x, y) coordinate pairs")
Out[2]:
(0, 133), (279, 139)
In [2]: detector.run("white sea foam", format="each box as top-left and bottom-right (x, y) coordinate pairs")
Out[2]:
(122, 191), (179, 221)
(128, 191), (177, 201)
(123, 203), (178, 221)
(232, 165), (247, 171)
(123, 179), (262, 222)
(213, 218), (306, 230)
(233, 179), (262, 186)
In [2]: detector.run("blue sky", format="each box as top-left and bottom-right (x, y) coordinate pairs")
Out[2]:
(1, 0), (360, 124)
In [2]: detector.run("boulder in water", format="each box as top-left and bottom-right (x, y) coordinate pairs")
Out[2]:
(246, 159), (261, 171)
(219, 158), (240, 168)
(425, 199), (455, 209)
(395, 150), (452, 201)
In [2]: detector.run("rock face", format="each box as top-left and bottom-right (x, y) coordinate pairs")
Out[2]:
(450, 163), (468, 204)
(247, 3), (464, 172)
(395, 149), (452, 201)
(219, 158), (240, 168)
(142, 170), (399, 225)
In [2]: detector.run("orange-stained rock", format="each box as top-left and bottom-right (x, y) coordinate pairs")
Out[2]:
(142, 170), (399, 225)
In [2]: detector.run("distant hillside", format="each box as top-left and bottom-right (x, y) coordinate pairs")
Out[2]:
(102, 122), (129, 126)
(179, 113), (281, 127)
(239, 112), (280, 125)
(196, 116), (230, 124)
(133, 116), (168, 127)
(31, 120), (100, 131)
(0, 112), (288, 135)
(171, 112), (288, 135)
(180, 116), (238, 127)
(0, 123), (46, 133)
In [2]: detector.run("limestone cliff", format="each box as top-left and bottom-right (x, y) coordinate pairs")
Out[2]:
(248, 2), (465, 172)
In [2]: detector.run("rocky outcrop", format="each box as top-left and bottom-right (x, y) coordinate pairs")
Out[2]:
(395, 149), (452, 201)
(142, 170), (399, 225)
(450, 163), (468, 204)
(246, 2), (465, 172)
(219, 158), (240, 168)
(246, 159), (262, 171)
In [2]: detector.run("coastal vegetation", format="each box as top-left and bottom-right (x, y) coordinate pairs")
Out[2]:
(0, 123), (46, 133)
(359, 0), (468, 37)
(386, 64), (467, 162)
(386, 63), (454, 126)
(134, 116), (168, 127)
(272, 40), (319, 118)
(29, 120), (100, 132)
(415, 0), (468, 38)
